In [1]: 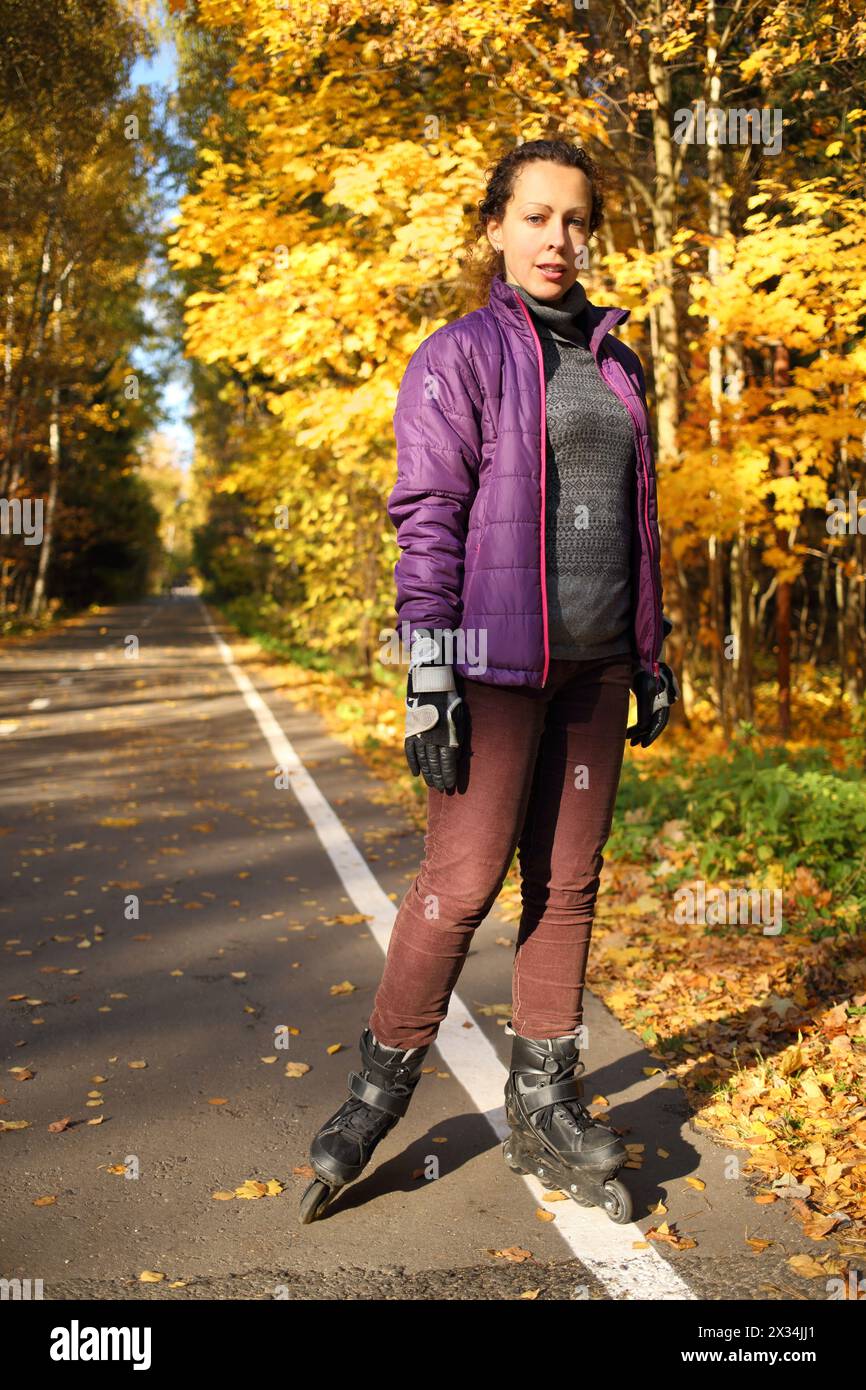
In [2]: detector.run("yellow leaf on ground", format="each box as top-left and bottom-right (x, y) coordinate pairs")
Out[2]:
(788, 1253), (831, 1278)
(235, 1179), (269, 1199)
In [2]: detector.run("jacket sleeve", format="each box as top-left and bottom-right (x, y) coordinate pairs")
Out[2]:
(386, 330), (483, 644)
(631, 349), (666, 657)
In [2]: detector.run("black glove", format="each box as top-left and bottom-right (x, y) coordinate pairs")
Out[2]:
(626, 661), (680, 747)
(404, 629), (466, 792)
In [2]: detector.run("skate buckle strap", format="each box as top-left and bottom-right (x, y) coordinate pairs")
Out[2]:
(348, 1069), (410, 1118)
(516, 1076), (583, 1117)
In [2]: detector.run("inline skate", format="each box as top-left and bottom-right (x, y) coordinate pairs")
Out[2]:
(299, 1025), (431, 1224)
(502, 1020), (633, 1224)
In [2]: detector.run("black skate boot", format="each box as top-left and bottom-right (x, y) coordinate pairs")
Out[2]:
(299, 1025), (431, 1224)
(502, 1020), (633, 1223)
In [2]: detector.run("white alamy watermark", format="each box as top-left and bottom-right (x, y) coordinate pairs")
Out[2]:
(673, 100), (783, 156)
(826, 490), (866, 535)
(378, 622), (488, 675)
(0, 497), (43, 545)
(49, 1321), (151, 1370)
(674, 880), (782, 935)
(1, 1277), (44, 1299)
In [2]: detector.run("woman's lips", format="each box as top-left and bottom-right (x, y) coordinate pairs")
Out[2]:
(537, 265), (566, 280)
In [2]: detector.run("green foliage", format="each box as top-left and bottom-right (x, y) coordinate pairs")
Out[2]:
(610, 740), (866, 923)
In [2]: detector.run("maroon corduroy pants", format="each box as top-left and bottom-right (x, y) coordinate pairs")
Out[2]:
(368, 654), (634, 1049)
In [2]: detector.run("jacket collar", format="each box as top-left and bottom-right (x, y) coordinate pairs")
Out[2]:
(488, 271), (629, 363)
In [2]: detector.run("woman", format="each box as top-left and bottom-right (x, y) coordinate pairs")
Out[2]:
(300, 139), (678, 1225)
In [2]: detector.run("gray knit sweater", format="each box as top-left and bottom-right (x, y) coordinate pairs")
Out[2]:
(511, 278), (636, 661)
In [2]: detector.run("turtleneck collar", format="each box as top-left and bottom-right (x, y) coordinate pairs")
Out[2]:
(508, 277), (589, 348)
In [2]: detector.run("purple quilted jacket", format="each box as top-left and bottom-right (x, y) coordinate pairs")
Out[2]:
(386, 271), (664, 688)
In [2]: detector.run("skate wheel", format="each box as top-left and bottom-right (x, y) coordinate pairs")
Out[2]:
(501, 1139), (527, 1175)
(602, 1178), (633, 1224)
(299, 1177), (333, 1225)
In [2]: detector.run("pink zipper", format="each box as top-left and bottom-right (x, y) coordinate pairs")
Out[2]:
(601, 357), (662, 678)
(635, 432), (662, 677)
(514, 295), (550, 687)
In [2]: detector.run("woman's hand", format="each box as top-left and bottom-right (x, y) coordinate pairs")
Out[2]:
(626, 662), (680, 747)
(403, 628), (466, 791)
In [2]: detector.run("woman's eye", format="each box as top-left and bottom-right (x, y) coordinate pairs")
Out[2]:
(526, 215), (584, 226)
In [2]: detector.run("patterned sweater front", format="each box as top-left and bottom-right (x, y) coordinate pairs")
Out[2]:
(511, 278), (637, 662)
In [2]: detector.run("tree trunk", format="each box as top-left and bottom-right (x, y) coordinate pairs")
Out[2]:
(29, 283), (63, 618)
(730, 522), (754, 720)
(773, 341), (792, 736)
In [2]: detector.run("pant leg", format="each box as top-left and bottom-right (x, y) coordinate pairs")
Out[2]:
(511, 654), (632, 1039)
(368, 672), (552, 1050)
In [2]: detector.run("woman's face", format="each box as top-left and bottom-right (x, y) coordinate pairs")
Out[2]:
(485, 160), (592, 300)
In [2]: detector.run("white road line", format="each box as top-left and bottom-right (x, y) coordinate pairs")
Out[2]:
(200, 600), (695, 1301)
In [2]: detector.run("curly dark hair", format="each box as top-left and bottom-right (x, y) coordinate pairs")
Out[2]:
(456, 139), (606, 314)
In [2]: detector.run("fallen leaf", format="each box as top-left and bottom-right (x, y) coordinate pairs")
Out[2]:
(746, 1237), (772, 1252)
(788, 1253), (831, 1278)
(235, 1180), (268, 1199)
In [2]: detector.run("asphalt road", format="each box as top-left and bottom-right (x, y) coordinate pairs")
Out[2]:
(0, 596), (842, 1300)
